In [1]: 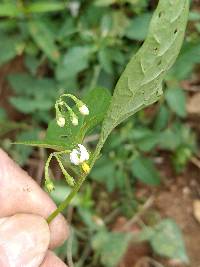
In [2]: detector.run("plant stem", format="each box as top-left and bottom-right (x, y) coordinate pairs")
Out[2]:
(47, 173), (86, 224)
(46, 132), (106, 224)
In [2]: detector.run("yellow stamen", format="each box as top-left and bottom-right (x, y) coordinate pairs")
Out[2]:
(81, 162), (90, 174)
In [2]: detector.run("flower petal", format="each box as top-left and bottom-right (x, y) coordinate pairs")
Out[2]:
(69, 149), (80, 165)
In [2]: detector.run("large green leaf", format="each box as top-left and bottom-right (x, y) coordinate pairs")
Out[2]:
(0, 34), (24, 66)
(7, 73), (57, 96)
(56, 46), (92, 81)
(125, 13), (152, 41)
(150, 219), (189, 263)
(81, 88), (111, 137)
(9, 97), (53, 114)
(100, 0), (189, 143)
(131, 156), (160, 185)
(0, 2), (66, 17)
(169, 42), (200, 80)
(0, 4), (21, 17)
(165, 87), (186, 118)
(26, 2), (66, 13)
(7, 74), (57, 114)
(28, 20), (60, 62)
(92, 230), (131, 267)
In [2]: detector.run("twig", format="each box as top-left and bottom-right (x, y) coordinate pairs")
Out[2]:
(135, 256), (164, 267)
(104, 208), (121, 224)
(122, 196), (154, 231)
(191, 156), (200, 170)
(75, 244), (91, 267)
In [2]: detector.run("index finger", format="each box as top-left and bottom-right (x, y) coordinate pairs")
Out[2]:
(0, 149), (68, 249)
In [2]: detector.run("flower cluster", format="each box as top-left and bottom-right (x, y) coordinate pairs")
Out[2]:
(70, 144), (90, 174)
(45, 144), (90, 192)
(70, 144), (89, 165)
(55, 93), (89, 128)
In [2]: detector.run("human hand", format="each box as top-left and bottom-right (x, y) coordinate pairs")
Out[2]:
(0, 149), (69, 267)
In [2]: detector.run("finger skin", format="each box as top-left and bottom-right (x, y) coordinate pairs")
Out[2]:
(0, 214), (50, 267)
(0, 149), (68, 248)
(40, 251), (68, 267)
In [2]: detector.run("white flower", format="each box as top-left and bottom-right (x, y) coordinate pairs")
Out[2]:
(70, 149), (80, 165)
(70, 144), (89, 165)
(79, 105), (89, 115)
(72, 116), (78, 126)
(57, 116), (65, 127)
(69, 1), (80, 17)
(78, 144), (89, 161)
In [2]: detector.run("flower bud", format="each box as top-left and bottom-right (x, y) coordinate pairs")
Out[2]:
(79, 105), (89, 115)
(45, 179), (55, 192)
(57, 116), (65, 127)
(72, 116), (78, 126)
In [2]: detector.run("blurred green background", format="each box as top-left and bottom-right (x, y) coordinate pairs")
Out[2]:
(0, 0), (200, 266)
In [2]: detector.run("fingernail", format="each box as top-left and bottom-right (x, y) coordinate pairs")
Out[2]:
(0, 214), (50, 267)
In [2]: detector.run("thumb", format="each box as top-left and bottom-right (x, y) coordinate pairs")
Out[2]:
(0, 214), (50, 267)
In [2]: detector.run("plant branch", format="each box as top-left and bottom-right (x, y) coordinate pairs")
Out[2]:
(46, 173), (86, 224)
(46, 133), (107, 224)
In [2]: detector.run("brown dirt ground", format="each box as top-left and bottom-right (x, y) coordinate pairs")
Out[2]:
(154, 162), (200, 267)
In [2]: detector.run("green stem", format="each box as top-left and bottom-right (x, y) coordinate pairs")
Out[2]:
(46, 132), (107, 224)
(47, 173), (87, 224)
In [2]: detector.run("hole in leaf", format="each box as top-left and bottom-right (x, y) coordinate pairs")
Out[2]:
(174, 28), (178, 34)
(153, 47), (158, 53)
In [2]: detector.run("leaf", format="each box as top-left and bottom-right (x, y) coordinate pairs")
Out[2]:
(28, 20), (60, 62)
(0, 120), (28, 137)
(94, 0), (116, 6)
(189, 11), (200, 21)
(0, 34), (24, 66)
(165, 87), (186, 118)
(13, 130), (39, 165)
(45, 87), (111, 148)
(15, 139), (67, 151)
(91, 156), (116, 192)
(26, 2), (66, 13)
(154, 105), (170, 131)
(131, 156), (160, 185)
(0, 4), (22, 17)
(7, 74), (57, 114)
(0, 2), (65, 16)
(7, 73), (56, 97)
(56, 46), (91, 81)
(169, 42), (200, 80)
(125, 13), (152, 41)
(98, 48), (113, 74)
(150, 219), (189, 263)
(9, 97), (52, 113)
(132, 128), (160, 152)
(81, 87), (111, 137)
(158, 123), (196, 151)
(16, 88), (111, 151)
(100, 0), (189, 144)
(92, 230), (131, 267)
